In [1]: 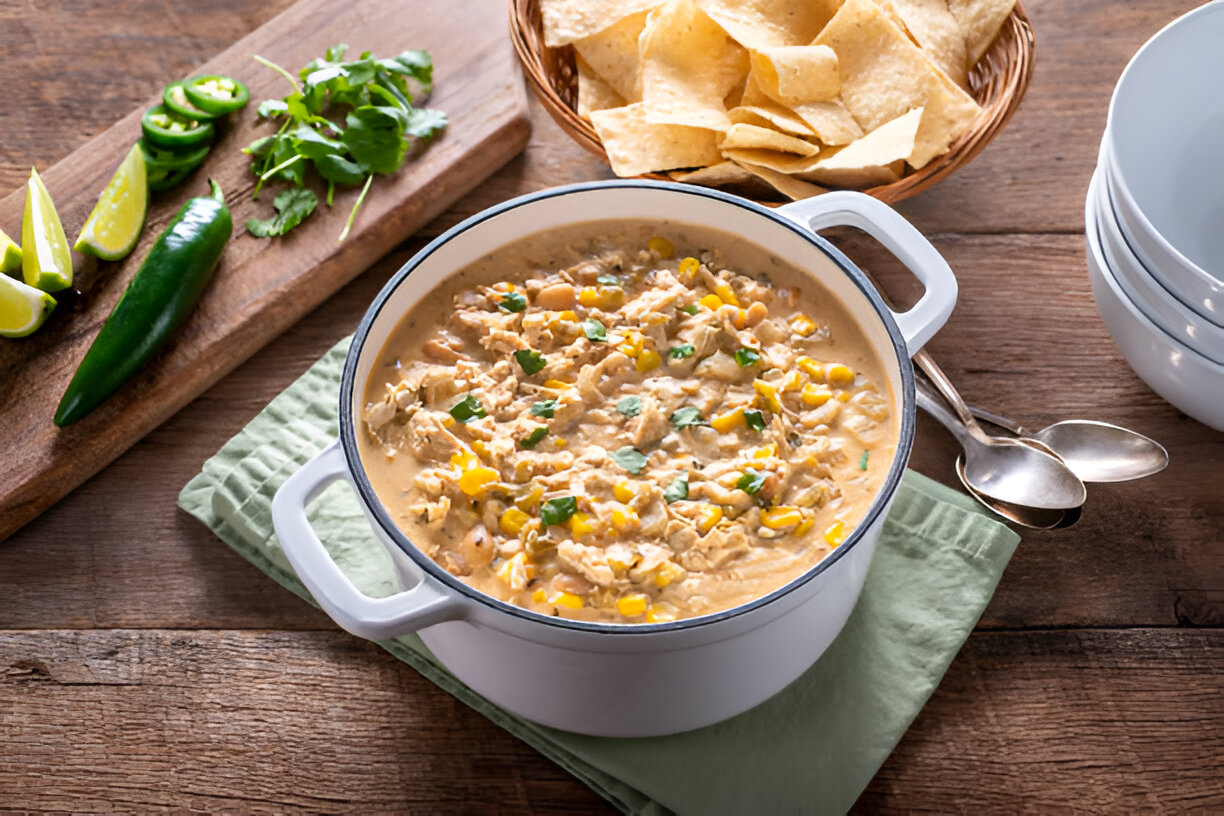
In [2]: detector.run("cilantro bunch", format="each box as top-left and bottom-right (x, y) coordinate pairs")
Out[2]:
(243, 44), (447, 241)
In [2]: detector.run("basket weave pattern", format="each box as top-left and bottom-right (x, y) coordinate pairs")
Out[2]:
(510, 0), (1034, 204)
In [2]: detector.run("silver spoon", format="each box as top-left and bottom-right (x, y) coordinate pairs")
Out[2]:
(916, 385), (1084, 528)
(967, 404), (1169, 483)
(913, 353), (1087, 511)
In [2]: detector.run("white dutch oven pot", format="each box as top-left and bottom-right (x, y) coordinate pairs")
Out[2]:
(272, 182), (957, 737)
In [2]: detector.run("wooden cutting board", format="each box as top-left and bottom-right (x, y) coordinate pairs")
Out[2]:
(0, 0), (531, 542)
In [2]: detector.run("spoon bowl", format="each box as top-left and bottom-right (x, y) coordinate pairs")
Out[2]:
(955, 458), (1083, 529)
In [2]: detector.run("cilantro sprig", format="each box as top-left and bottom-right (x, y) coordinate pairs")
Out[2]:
(244, 44), (447, 241)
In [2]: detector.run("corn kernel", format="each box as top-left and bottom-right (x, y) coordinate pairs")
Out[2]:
(499, 507), (531, 536)
(578, 286), (600, 308)
(542, 379), (571, 390)
(677, 256), (700, 281)
(790, 314), (818, 337)
(780, 370), (805, 393)
(557, 309), (577, 322)
(607, 547), (637, 574)
(597, 286), (626, 309)
(836, 391), (852, 402)
(733, 307), (748, 330)
(553, 438), (567, 447)
(550, 591), (584, 609)
(613, 480), (637, 503)
(795, 512), (815, 536)
(616, 593), (649, 617)
(797, 356), (824, 380)
(713, 281), (740, 306)
(532, 588), (547, 603)
(570, 511), (599, 537)
(825, 520), (845, 547)
(471, 440), (490, 459)
(440, 415), (456, 428)
(654, 560), (685, 588)
(636, 349), (662, 373)
(645, 605), (677, 623)
(710, 407), (746, 433)
(648, 236), (675, 258)
(514, 485), (544, 511)
(826, 363), (855, 385)
(458, 466), (499, 497)
(450, 449), (478, 471)
(696, 504), (723, 534)
(492, 281), (519, 293)
(753, 379), (782, 413)
(495, 552), (534, 590)
(752, 444), (776, 459)
(761, 506), (803, 530)
(802, 384), (833, 407)
(699, 293), (723, 310)
(611, 504), (640, 533)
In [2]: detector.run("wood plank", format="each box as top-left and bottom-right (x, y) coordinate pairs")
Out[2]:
(0, 0), (532, 543)
(2, 234), (1219, 631)
(0, 628), (1218, 811)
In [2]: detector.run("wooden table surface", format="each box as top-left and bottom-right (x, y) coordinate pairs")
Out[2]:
(1, 1), (1220, 812)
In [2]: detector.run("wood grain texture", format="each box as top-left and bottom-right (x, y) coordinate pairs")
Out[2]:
(0, 0), (532, 543)
(0, 628), (1219, 812)
(0, 0), (1221, 813)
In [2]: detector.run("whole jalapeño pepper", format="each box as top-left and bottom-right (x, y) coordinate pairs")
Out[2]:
(54, 180), (232, 426)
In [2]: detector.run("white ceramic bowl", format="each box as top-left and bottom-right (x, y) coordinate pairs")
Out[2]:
(271, 181), (959, 737)
(1102, 1), (1224, 323)
(1085, 169), (1224, 432)
(1092, 159), (1224, 365)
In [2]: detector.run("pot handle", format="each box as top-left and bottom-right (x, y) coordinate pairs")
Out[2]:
(271, 441), (465, 641)
(777, 191), (957, 355)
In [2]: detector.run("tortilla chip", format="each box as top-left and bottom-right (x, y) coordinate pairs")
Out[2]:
(639, 0), (748, 130)
(949, 0), (1016, 64)
(749, 45), (841, 106)
(671, 161), (779, 198)
(730, 159), (828, 200)
(720, 123), (821, 156)
(573, 11), (648, 102)
(540, 0), (661, 47)
(577, 56), (629, 118)
(591, 102), (723, 176)
(790, 100), (865, 146)
(729, 104), (817, 137)
(697, 0), (842, 49)
(798, 106), (922, 185)
(721, 147), (824, 175)
(815, 0), (980, 162)
(886, 0), (970, 87)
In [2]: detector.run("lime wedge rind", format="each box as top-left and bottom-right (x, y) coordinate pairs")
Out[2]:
(22, 168), (73, 293)
(0, 230), (20, 276)
(0, 273), (56, 338)
(74, 144), (149, 262)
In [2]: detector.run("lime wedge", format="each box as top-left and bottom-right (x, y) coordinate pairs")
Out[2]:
(0, 272), (56, 338)
(0, 228), (20, 275)
(22, 168), (73, 292)
(74, 143), (148, 261)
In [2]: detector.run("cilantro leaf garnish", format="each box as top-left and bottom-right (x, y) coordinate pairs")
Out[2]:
(735, 468), (767, 495)
(664, 473), (689, 503)
(513, 348), (547, 375)
(448, 394), (486, 423)
(669, 406), (706, 429)
(541, 497), (578, 526)
(859, 450), (870, 470)
(743, 409), (767, 432)
(583, 318), (607, 342)
(734, 347), (761, 367)
(610, 446), (648, 475)
(245, 187), (318, 238)
(520, 427), (549, 449)
(498, 291), (527, 313)
(669, 344), (695, 359)
(596, 273), (621, 286)
(616, 396), (642, 418)
(530, 399), (558, 418)
(680, 304), (700, 315)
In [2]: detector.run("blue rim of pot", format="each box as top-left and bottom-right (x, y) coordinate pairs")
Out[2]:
(339, 180), (917, 634)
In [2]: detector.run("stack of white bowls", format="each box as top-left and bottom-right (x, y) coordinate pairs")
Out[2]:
(1085, 1), (1224, 432)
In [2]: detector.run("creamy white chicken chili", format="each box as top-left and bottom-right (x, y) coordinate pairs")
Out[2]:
(359, 221), (897, 623)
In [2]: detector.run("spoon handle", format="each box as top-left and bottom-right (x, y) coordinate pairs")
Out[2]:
(968, 404), (1026, 436)
(914, 349), (993, 443)
(914, 379), (979, 450)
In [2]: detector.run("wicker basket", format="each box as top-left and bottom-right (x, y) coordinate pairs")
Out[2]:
(509, 0), (1034, 204)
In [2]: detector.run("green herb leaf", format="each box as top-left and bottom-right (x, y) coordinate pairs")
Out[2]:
(499, 292), (527, 313)
(859, 450), (869, 470)
(680, 304), (700, 315)
(342, 105), (408, 174)
(582, 318), (607, 342)
(668, 344), (695, 359)
(530, 399), (557, 418)
(313, 153), (367, 186)
(596, 273), (620, 286)
(448, 394), (486, 423)
(257, 99), (288, 118)
(610, 446), (648, 475)
(734, 347), (761, 367)
(664, 473), (689, 503)
(541, 497), (578, 526)
(513, 348), (547, 375)
(246, 187), (319, 237)
(521, 426), (549, 449)
(735, 468), (767, 495)
(616, 396), (642, 418)
(670, 406), (706, 429)
(404, 107), (448, 139)
(743, 409), (767, 432)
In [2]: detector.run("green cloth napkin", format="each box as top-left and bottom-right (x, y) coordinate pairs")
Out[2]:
(179, 336), (1019, 816)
